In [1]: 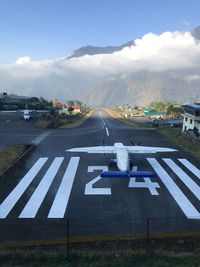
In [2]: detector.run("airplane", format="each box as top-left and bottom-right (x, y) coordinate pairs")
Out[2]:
(66, 142), (177, 178)
(0, 109), (49, 121)
(22, 109), (31, 120)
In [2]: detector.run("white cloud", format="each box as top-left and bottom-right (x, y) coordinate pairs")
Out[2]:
(0, 30), (200, 101)
(15, 56), (32, 65)
(186, 74), (200, 82)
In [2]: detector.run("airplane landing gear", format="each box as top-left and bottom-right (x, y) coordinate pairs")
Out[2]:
(109, 159), (116, 166)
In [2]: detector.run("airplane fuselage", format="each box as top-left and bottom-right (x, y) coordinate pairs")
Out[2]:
(114, 143), (130, 171)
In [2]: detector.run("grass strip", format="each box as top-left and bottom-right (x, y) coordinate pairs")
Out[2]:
(106, 108), (154, 128)
(59, 109), (94, 128)
(0, 145), (27, 174)
(36, 110), (94, 129)
(0, 250), (199, 266)
(158, 128), (200, 159)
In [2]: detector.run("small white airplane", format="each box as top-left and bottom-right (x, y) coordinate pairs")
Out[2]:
(66, 142), (177, 178)
(0, 109), (49, 121)
(22, 109), (31, 120)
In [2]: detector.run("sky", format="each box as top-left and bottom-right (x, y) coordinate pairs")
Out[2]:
(0, 0), (200, 63)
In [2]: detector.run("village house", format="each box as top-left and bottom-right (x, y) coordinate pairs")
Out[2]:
(182, 104), (200, 134)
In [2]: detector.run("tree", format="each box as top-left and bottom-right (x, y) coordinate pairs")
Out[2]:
(74, 99), (82, 107)
(68, 106), (74, 114)
(39, 97), (47, 104)
(53, 99), (60, 105)
(66, 100), (74, 106)
(31, 97), (39, 102)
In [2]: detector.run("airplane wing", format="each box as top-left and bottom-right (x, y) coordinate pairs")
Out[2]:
(66, 146), (116, 153)
(0, 110), (17, 113)
(126, 146), (177, 153)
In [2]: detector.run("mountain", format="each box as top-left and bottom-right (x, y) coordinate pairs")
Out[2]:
(69, 26), (200, 60)
(68, 40), (135, 59)
(2, 26), (200, 107)
(192, 25), (200, 40)
(80, 70), (200, 107)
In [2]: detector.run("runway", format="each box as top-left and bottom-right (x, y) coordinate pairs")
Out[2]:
(0, 109), (200, 243)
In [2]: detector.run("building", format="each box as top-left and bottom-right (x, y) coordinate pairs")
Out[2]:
(182, 104), (200, 132)
(143, 109), (166, 119)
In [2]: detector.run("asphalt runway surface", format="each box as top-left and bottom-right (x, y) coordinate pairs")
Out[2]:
(0, 109), (200, 243)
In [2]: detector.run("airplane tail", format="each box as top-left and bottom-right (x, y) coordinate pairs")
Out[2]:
(100, 171), (158, 178)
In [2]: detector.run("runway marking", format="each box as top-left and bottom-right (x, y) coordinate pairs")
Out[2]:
(178, 159), (200, 179)
(48, 157), (80, 218)
(129, 177), (160, 195)
(163, 158), (200, 201)
(32, 131), (52, 145)
(17, 121), (24, 126)
(105, 127), (109, 136)
(19, 157), (64, 218)
(0, 158), (48, 219)
(129, 164), (160, 195)
(85, 166), (111, 195)
(147, 158), (200, 219)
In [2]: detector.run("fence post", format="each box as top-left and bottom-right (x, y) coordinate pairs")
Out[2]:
(67, 217), (70, 259)
(146, 217), (151, 254)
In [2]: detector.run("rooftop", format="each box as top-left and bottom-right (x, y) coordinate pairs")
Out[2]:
(182, 104), (200, 110)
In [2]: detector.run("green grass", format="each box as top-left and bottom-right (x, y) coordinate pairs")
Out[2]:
(0, 145), (27, 174)
(0, 250), (199, 266)
(36, 110), (93, 129)
(106, 108), (154, 128)
(158, 128), (200, 159)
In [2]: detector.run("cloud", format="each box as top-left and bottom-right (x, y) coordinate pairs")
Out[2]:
(0, 30), (200, 101)
(15, 56), (32, 65)
(186, 74), (200, 82)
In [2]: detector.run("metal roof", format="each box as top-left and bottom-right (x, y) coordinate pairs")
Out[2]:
(144, 111), (166, 115)
(182, 104), (200, 110)
(153, 119), (183, 125)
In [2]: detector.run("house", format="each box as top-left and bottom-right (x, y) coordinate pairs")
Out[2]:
(182, 104), (200, 132)
(143, 109), (166, 119)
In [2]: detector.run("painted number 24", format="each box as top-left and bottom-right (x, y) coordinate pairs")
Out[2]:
(84, 166), (160, 195)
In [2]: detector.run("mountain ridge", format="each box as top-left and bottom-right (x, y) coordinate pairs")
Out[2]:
(69, 26), (200, 60)
(68, 40), (135, 59)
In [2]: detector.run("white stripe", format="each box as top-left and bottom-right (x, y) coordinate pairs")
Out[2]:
(32, 131), (52, 145)
(147, 158), (200, 219)
(105, 127), (109, 136)
(48, 157), (80, 218)
(0, 158), (48, 219)
(178, 159), (200, 179)
(163, 158), (200, 201)
(19, 157), (64, 218)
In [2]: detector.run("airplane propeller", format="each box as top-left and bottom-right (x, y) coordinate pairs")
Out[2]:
(130, 140), (141, 146)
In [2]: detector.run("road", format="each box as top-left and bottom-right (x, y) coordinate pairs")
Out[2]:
(0, 109), (200, 243)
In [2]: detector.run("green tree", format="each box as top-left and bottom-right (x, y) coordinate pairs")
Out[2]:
(39, 97), (47, 104)
(66, 100), (74, 106)
(74, 99), (82, 107)
(53, 99), (60, 105)
(68, 106), (74, 114)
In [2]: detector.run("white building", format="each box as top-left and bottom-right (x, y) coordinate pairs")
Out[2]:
(182, 104), (200, 132)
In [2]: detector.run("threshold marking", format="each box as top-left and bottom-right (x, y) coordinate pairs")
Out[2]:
(19, 157), (64, 218)
(163, 158), (200, 201)
(105, 127), (109, 136)
(178, 159), (200, 179)
(147, 158), (200, 219)
(48, 157), (80, 218)
(0, 158), (48, 219)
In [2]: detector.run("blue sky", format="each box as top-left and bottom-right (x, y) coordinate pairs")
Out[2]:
(0, 0), (199, 63)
